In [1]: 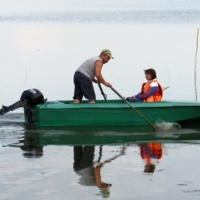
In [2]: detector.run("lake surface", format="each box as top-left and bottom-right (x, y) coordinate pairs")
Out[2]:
(0, 0), (200, 106)
(1, 114), (200, 199)
(1, 0), (200, 199)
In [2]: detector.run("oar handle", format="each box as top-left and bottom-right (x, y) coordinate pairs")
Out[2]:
(110, 87), (157, 130)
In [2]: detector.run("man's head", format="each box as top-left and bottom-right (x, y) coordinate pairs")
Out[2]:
(100, 49), (114, 64)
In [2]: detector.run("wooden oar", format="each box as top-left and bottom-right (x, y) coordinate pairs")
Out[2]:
(98, 83), (107, 100)
(110, 87), (157, 130)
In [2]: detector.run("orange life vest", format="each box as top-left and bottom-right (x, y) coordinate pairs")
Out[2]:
(140, 80), (163, 102)
(140, 142), (162, 164)
(147, 142), (162, 159)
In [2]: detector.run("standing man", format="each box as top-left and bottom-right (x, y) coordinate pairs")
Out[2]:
(73, 49), (113, 103)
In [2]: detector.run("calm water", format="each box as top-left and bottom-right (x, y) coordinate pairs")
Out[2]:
(1, 114), (200, 199)
(0, 0), (200, 106)
(1, 0), (200, 199)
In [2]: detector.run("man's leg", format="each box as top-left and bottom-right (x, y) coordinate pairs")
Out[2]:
(81, 79), (96, 103)
(73, 99), (80, 103)
(76, 73), (96, 103)
(73, 72), (83, 103)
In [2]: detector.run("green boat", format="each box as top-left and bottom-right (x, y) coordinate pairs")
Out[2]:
(24, 100), (200, 127)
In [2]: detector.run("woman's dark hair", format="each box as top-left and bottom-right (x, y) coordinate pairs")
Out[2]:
(144, 68), (157, 80)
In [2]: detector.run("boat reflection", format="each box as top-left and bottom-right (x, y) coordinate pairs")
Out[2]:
(8, 125), (200, 152)
(20, 124), (200, 145)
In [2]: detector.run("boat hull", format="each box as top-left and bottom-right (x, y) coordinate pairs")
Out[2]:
(24, 100), (200, 127)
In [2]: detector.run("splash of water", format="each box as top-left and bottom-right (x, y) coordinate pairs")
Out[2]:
(155, 119), (181, 131)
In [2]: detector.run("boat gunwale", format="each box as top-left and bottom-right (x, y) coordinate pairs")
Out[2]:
(35, 100), (200, 110)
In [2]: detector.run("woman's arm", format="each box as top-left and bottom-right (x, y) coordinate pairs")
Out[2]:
(136, 86), (158, 99)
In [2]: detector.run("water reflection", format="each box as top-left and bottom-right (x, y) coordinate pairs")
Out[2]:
(9, 133), (164, 178)
(9, 133), (44, 158)
(139, 142), (162, 173)
(20, 146), (43, 158)
(3, 126), (200, 199)
(10, 131), (129, 197)
(73, 146), (118, 197)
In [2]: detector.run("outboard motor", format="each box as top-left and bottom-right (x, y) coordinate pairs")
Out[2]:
(0, 88), (47, 115)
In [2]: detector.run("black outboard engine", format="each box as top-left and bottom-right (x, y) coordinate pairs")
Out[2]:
(0, 88), (47, 115)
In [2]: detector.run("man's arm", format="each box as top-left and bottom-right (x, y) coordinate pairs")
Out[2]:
(95, 61), (112, 87)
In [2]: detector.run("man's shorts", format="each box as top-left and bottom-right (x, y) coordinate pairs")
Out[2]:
(73, 71), (96, 101)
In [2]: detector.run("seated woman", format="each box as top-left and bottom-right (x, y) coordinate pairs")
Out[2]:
(126, 68), (163, 102)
